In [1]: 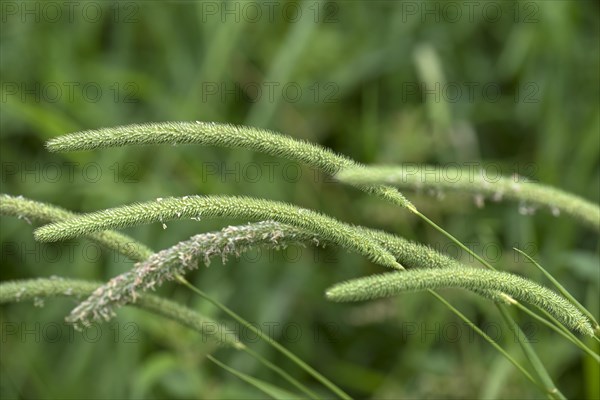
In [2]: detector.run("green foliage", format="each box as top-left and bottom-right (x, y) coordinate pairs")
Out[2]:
(2, 2), (599, 397)
(3, 119), (597, 398)
(2, 123), (594, 398)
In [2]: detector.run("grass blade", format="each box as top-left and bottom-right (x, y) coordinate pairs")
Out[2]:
(207, 355), (303, 400)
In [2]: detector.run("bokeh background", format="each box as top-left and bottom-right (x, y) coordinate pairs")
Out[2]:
(1, 1), (599, 398)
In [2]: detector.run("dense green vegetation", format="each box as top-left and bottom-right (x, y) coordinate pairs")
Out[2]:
(1, 1), (598, 399)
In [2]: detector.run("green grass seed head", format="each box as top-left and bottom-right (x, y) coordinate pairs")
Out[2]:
(34, 195), (402, 270)
(326, 268), (594, 336)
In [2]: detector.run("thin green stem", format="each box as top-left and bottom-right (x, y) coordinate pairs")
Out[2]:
(540, 307), (600, 362)
(413, 209), (496, 271)
(513, 302), (599, 362)
(514, 247), (600, 334)
(428, 290), (540, 388)
(497, 305), (566, 400)
(241, 346), (320, 400)
(207, 354), (301, 399)
(176, 275), (352, 400)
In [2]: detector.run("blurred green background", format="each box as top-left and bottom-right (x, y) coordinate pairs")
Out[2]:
(1, 1), (599, 398)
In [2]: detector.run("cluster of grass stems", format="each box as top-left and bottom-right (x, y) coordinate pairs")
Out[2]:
(1, 122), (599, 399)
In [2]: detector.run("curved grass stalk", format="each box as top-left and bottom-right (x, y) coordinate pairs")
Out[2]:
(2, 195), (474, 393)
(337, 166), (600, 231)
(0, 278), (242, 348)
(325, 268), (594, 336)
(0, 194), (152, 261)
(67, 221), (323, 326)
(33, 195), (401, 270)
(137, 220), (322, 270)
(45, 121), (413, 210)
